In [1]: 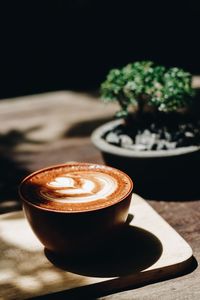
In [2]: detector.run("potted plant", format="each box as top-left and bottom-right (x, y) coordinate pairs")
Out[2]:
(91, 61), (200, 199)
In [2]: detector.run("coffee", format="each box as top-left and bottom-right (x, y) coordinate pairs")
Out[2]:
(20, 163), (133, 212)
(19, 163), (133, 256)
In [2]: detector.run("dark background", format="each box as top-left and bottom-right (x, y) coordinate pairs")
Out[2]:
(0, 0), (200, 99)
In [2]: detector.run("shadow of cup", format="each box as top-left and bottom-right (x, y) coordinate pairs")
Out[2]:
(45, 221), (163, 278)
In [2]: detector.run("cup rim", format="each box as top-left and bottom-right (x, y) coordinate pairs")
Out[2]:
(19, 162), (133, 213)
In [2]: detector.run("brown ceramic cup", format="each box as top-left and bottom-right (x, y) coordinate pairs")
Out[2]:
(19, 162), (133, 257)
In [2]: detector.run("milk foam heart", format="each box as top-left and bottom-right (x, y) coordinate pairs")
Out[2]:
(41, 172), (117, 203)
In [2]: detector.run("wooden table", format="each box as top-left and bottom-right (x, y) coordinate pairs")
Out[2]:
(0, 91), (199, 299)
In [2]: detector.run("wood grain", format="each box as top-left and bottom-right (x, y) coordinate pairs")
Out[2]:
(0, 194), (193, 300)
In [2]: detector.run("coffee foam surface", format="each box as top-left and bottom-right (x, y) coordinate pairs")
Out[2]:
(20, 163), (132, 212)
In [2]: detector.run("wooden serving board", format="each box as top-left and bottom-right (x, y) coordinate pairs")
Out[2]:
(0, 194), (193, 300)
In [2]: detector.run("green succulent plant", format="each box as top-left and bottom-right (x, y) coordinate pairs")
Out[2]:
(101, 61), (195, 118)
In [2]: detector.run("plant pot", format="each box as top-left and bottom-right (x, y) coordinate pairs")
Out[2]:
(91, 119), (200, 200)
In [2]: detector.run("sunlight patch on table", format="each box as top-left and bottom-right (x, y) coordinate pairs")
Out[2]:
(0, 216), (42, 252)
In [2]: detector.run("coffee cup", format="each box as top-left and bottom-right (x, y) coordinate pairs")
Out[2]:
(19, 162), (133, 257)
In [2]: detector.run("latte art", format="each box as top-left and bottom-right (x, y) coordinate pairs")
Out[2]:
(41, 172), (117, 203)
(20, 163), (133, 212)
